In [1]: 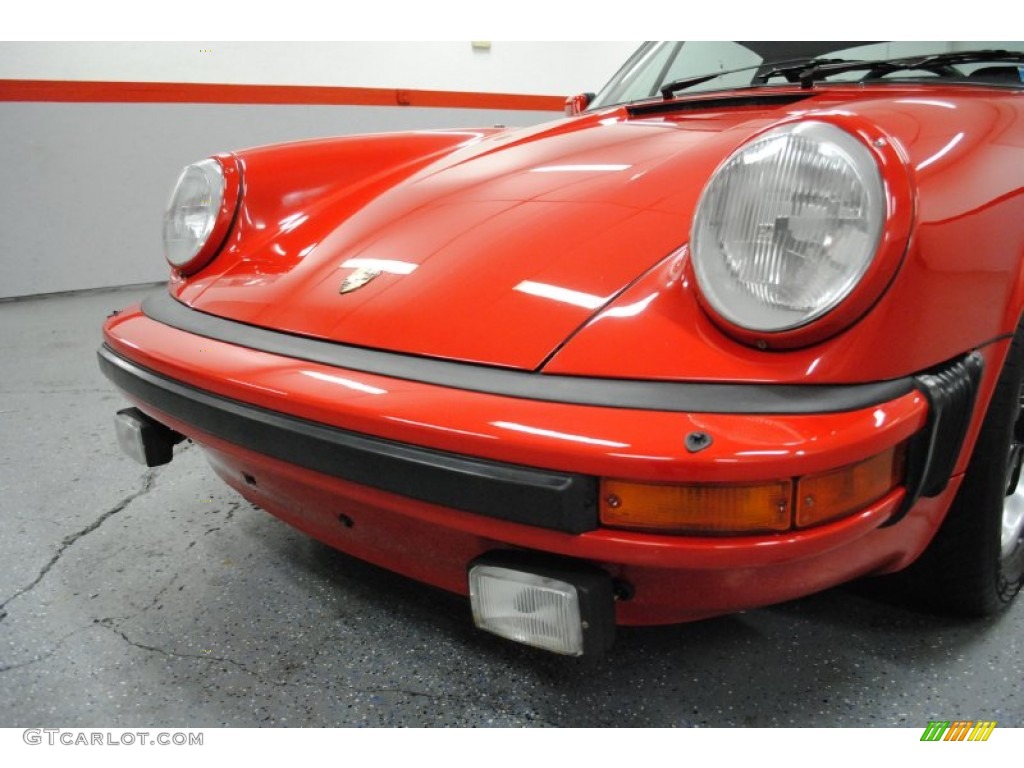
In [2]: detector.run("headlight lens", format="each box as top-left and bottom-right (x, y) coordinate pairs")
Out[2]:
(692, 121), (885, 334)
(162, 158), (227, 271)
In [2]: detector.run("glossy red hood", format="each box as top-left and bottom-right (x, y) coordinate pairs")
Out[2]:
(173, 87), (1021, 380)
(174, 101), (796, 369)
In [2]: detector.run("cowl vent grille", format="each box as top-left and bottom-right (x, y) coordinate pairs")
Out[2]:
(626, 92), (814, 117)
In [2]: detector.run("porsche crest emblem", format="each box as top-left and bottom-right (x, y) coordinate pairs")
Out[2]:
(339, 268), (382, 294)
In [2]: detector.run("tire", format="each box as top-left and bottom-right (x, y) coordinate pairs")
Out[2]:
(904, 324), (1024, 615)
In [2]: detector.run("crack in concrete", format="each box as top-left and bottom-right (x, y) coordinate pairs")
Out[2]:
(87, 569), (179, 625)
(142, 571), (180, 614)
(96, 618), (247, 669)
(95, 618), (462, 702)
(356, 686), (444, 701)
(95, 619), (288, 687)
(0, 624), (96, 674)
(222, 501), (240, 522)
(0, 469), (158, 622)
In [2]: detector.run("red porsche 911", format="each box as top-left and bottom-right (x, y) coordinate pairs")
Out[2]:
(101, 41), (1024, 655)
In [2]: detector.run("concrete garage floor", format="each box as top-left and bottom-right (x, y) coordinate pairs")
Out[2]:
(1, 286), (1021, 728)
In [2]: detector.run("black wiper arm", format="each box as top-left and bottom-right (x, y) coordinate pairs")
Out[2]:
(659, 57), (850, 98)
(659, 72), (723, 96)
(659, 50), (1024, 99)
(752, 58), (850, 84)
(797, 49), (1024, 87)
(659, 66), (758, 97)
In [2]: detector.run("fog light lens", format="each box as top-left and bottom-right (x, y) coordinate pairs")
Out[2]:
(469, 566), (586, 655)
(114, 408), (181, 467)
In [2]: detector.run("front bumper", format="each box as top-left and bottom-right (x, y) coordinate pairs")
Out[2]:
(100, 293), (981, 625)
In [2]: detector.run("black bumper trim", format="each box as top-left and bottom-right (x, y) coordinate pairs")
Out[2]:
(894, 352), (985, 522)
(98, 345), (599, 534)
(140, 291), (917, 415)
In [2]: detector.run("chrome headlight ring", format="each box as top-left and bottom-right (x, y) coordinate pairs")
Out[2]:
(691, 119), (911, 349)
(162, 154), (241, 276)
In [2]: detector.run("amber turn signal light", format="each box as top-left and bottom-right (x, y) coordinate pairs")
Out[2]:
(600, 480), (793, 534)
(600, 444), (906, 535)
(795, 446), (905, 528)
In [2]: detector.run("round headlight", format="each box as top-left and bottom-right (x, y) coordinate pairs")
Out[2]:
(162, 157), (238, 274)
(691, 121), (885, 336)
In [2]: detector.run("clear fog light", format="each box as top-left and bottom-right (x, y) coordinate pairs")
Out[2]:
(468, 553), (615, 656)
(114, 407), (183, 467)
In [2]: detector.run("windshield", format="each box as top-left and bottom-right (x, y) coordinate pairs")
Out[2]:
(589, 41), (1024, 108)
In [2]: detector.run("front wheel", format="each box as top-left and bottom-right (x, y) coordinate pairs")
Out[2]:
(904, 327), (1024, 614)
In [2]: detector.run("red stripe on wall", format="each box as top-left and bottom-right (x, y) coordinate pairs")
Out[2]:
(0, 79), (565, 112)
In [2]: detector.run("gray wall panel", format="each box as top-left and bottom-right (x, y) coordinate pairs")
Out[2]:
(0, 103), (559, 298)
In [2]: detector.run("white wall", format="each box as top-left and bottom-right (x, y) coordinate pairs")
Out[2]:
(0, 42), (640, 95)
(0, 42), (641, 299)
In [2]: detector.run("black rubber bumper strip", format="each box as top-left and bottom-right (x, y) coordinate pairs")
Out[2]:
(98, 345), (599, 534)
(891, 351), (985, 524)
(140, 291), (916, 415)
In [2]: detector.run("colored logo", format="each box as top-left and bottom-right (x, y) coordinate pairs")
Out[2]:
(920, 720), (996, 741)
(339, 268), (383, 294)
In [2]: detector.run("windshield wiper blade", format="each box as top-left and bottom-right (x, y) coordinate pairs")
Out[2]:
(659, 67), (756, 97)
(796, 49), (1024, 87)
(752, 58), (850, 84)
(659, 57), (850, 98)
(657, 49), (1024, 99)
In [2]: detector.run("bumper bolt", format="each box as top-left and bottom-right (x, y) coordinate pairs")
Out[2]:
(685, 431), (713, 453)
